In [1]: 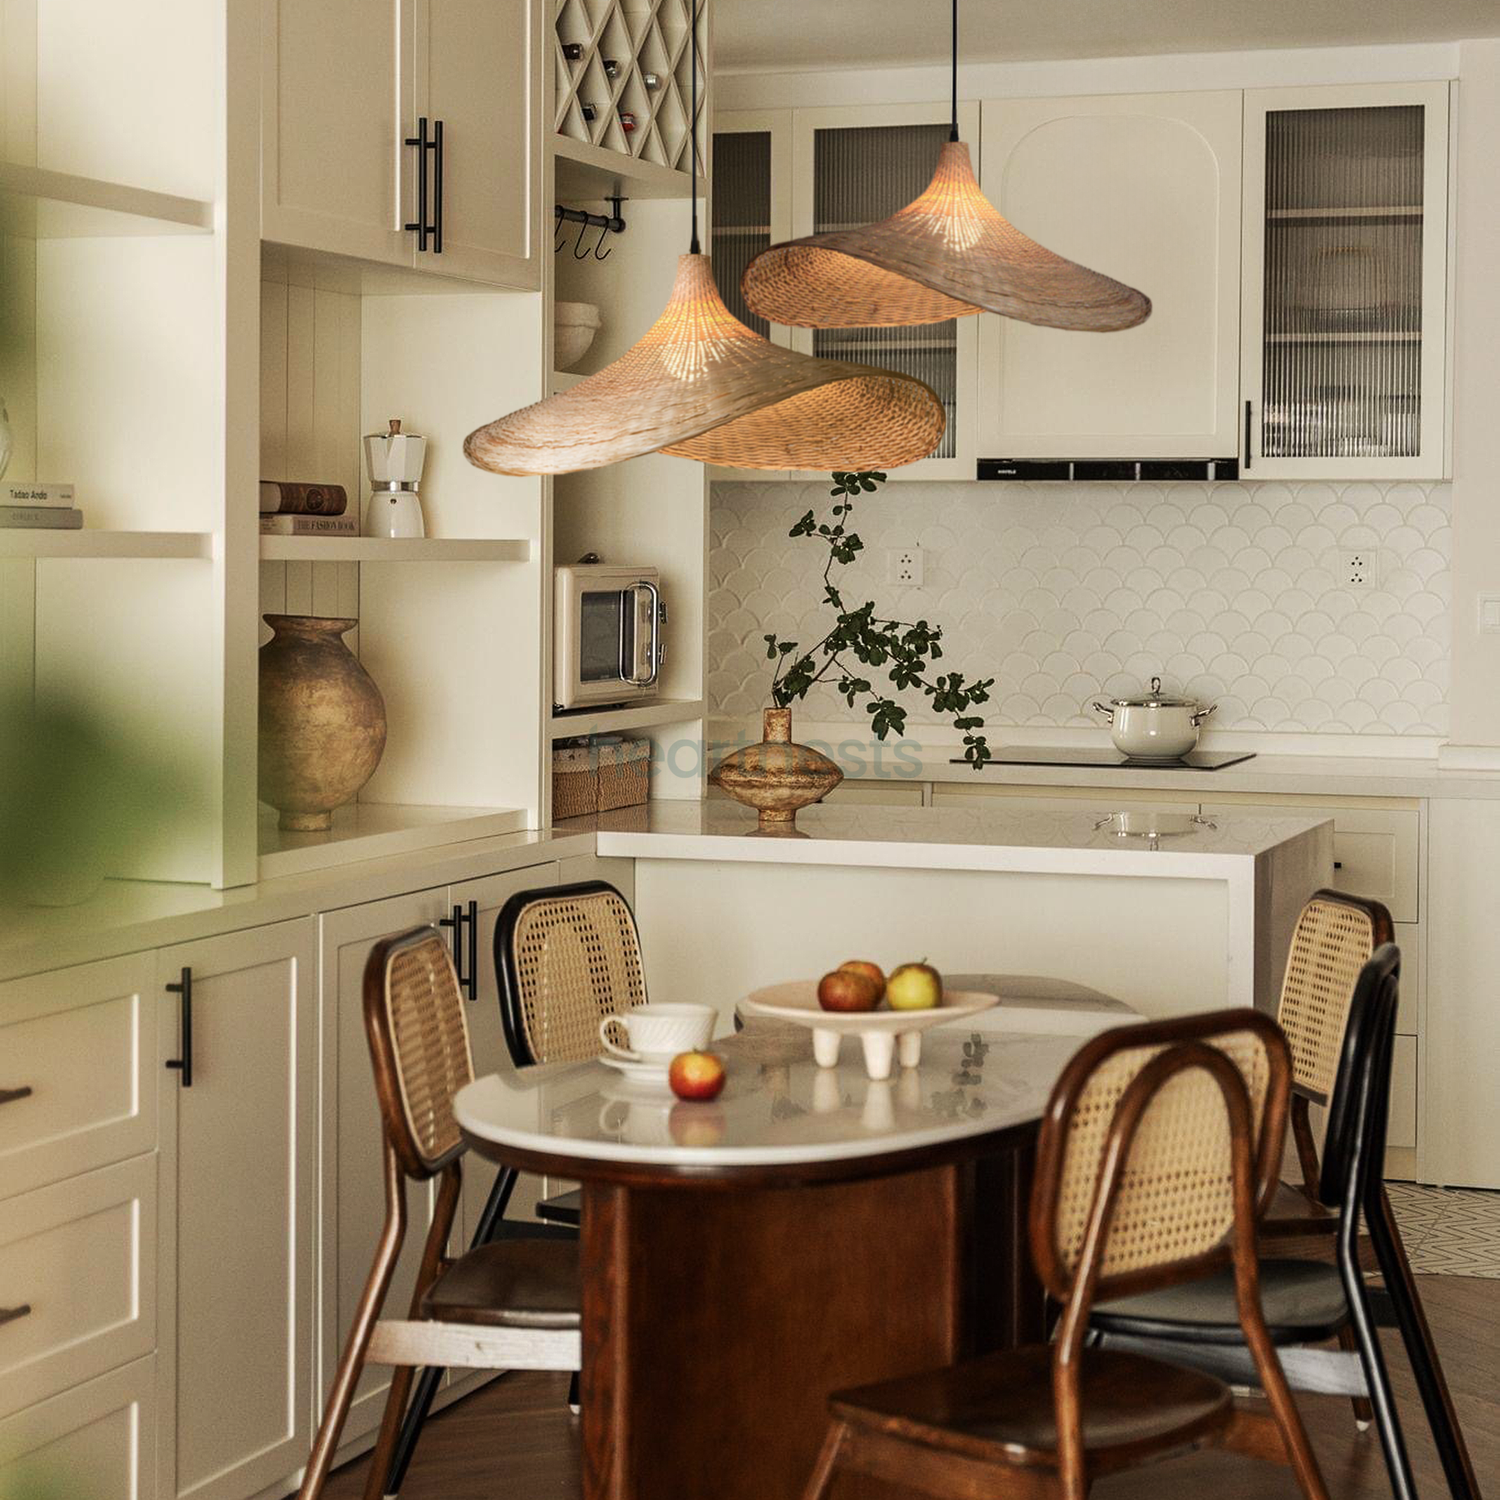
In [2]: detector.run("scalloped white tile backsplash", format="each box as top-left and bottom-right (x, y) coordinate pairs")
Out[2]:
(708, 480), (1451, 737)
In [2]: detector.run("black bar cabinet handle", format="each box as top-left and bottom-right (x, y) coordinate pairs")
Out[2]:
(0, 1086), (32, 1107)
(1243, 399), (1253, 471)
(404, 116), (430, 252)
(431, 118), (444, 254)
(465, 899), (477, 1000)
(0, 1305), (31, 1329)
(165, 967), (193, 1089)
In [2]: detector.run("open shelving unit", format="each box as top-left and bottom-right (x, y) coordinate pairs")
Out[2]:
(257, 536), (533, 564)
(0, 530), (215, 560)
(550, 697), (705, 740)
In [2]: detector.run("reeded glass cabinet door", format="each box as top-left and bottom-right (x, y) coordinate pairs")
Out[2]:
(711, 129), (775, 338)
(791, 102), (979, 480)
(1242, 83), (1450, 479)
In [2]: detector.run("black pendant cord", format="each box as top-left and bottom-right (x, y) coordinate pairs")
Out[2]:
(689, 0), (701, 253)
(949, 0), (959, 141)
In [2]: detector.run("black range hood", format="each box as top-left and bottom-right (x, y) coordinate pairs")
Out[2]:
(978, 457), (1240, 482)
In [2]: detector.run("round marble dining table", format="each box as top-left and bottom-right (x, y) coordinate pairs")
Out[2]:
(455, 1020), (1082, 1500)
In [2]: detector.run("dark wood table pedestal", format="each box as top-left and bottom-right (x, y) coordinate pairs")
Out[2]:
(578, 1133), (1042, 1500)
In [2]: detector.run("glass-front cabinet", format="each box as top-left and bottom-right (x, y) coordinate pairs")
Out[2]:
(711, 102), (978, 480)
(1241, 83), (1451, 480)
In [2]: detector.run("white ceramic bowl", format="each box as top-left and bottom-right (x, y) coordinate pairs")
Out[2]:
(554, 301), (602, 371)
(741, 981), (999, 1081)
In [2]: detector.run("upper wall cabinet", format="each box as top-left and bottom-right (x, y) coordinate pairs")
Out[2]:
(977, 91), (1244, 462)
(709, 102), (979, 481)
(1240, 82), (1451, 481)
(261, 0), (543, 290)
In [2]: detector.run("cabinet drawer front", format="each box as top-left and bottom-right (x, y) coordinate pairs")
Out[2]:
(0, 1156), (156, 1419)
(0, 954), (156, 1200)
(0, 1355), (156, 1500)
(1201, 800), (1418, 922)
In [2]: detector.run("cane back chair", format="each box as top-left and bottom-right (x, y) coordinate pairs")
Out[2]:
(1093, 944), (1479, 1500)
(803, 1009), (1329, 1500)
(295, 926), (581, 1500)
(1263, 891), (1480, 1499)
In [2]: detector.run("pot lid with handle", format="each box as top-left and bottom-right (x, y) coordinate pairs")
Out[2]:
(1105, 676), (1201, 709)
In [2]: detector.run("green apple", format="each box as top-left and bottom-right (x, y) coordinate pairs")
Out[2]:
(886, 962), (942, 1011)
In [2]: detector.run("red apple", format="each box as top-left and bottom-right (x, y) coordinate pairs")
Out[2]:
(669, 1049), (726, 1101)
(838, 959), (887, 1000)
(817, 968), (882, 1012)
(887, 962), (943, 1011)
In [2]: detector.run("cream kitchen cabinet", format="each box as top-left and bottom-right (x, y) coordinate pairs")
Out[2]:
(978, 90), (1244, 462)
(319, 887), (451, 1445)
(261, 0), (544, 289)
(449, 864), (560, 1243)
(1240, 82), (1451, 481)
(0, 1357), (158, 1500)
(155, 919), (317, 1500)
(710, 101), (980, 480)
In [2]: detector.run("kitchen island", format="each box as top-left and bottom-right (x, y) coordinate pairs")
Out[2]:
(574, 800), (1332, 1022)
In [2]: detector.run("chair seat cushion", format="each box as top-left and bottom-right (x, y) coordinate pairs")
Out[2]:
(536, 1187), (582, 1228)
(1259, 1179), (1337, 1239)
(421, 1239), (580, 1330)
(1091, 1258), (1349, 1346)
(830, 1346), (1231, 1468)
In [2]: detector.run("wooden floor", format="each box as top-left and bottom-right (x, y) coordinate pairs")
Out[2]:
(323, 1273), (1499, 1499)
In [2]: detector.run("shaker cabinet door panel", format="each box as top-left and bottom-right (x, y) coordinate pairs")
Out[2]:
(979, 91), (1243, 460)
(261, 0), (415, 266)
(158, 918), (317, 1500)
(1240, 82), (1451, 480)
(318, 888), (449, 1442)
(413, 0), (543, 287)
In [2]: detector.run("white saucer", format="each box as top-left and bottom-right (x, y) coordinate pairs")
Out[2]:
(599, 1054), (674, 1087)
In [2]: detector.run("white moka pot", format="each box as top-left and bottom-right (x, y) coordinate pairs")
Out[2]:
(363, 418), (427, 539)
(1091, 677), (1215, 761)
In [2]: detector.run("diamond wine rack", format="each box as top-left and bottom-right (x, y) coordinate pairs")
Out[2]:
(553, 0), (705, 174)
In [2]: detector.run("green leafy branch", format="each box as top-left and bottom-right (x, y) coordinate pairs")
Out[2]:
(763, 471), (995, 769)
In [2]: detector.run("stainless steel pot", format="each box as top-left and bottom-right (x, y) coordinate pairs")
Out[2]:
(1091, 677), (1216, 761)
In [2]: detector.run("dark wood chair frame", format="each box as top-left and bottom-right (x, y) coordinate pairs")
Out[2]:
(804, 1008), (1331, 1500)
(1094, 946), (1473, 1500)
(1265, 892), (1481, 1500)
(379, 880), (640, 1494)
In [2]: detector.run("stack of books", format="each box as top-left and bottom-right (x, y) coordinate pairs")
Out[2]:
(259, 481), (356, 536)
(0, 481), (82, 528)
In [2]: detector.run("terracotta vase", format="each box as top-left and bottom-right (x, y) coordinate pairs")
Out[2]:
(258, 615), (387, 832)
(708, 707), (842, 828)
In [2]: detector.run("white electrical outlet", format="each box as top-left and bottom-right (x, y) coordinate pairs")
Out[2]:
(1339, 548), (1375, 589)
(887, 546), (924, 585)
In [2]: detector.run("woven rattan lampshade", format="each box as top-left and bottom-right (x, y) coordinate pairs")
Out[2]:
(464, 254), (945, 475)
(741, 139), (1151, 334)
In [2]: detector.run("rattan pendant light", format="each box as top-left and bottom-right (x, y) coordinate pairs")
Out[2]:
(740, 2), (1151, 334)
(464, 8), (945, 477)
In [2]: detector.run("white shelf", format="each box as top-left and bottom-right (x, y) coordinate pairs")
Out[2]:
(552, 134), (704, 201)
(551, 369), (586, 394)
(259, 536), (532, 563)
(550, 698), (704, 739)
(258, 802), (531, 880)
(0, 162), (214, 237)
(0, 529), (213, 559)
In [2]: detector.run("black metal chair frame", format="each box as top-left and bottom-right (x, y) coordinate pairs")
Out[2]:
(379, 880), (635, 1495)
(1092, 945), (1477, 1500)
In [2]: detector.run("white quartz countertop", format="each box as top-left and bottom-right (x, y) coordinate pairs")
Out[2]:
(456, 1024), (1080, 1174)
(567, 799), (1327, 876)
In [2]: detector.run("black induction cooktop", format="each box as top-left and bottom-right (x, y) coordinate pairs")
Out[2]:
(950, 748), (1257, 771)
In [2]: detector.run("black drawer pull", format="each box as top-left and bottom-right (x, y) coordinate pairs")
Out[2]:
(0, 1086), (32, 1107)
(440, 902), (479, 1001)
(165, 967), (193, 1088)
(0, 1304), (31, 1328)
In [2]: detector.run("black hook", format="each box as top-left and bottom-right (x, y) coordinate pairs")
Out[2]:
(592, 220), (612, 259)
(572, 216), (592, 258)
(553, 205), (567, 252)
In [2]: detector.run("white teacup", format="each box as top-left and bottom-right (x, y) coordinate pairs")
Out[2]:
(598, 1002), (715, 1062)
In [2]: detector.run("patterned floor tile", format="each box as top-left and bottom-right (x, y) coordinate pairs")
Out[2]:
(1387, 1183), (1500, 1278)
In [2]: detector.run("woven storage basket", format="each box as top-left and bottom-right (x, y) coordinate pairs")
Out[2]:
(552, 738), (650, 817)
